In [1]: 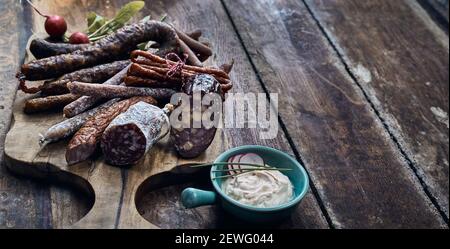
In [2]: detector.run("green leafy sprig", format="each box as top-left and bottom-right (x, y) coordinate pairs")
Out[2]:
(87, 1), (145, 42)
(189, 162), (292, 180)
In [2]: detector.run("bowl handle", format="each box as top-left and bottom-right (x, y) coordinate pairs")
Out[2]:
(181, 188), (217, 208)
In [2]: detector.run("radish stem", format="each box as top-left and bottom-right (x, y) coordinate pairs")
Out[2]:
(27, 0), (48, 18)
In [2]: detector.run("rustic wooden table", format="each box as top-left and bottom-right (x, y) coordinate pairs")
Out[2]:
(0, 0), (448, 229)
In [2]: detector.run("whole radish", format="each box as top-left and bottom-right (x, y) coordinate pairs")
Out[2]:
(45, 16), (67, 37)
(27, 0), (67, 38)
(69, 32), (90, 44)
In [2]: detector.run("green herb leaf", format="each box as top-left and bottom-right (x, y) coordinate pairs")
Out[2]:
(87, 12), (97, 27)
(137, 42), (148, 50)
(111, 1), (145, 26)
(160, 14), (168, 22)
(88, 1), (145, 40)
(87, 12), (107, 34)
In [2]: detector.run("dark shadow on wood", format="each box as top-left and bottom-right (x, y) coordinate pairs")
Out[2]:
(418, 0), (449, 33)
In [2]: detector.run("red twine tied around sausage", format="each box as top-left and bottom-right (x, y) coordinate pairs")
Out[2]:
(165, 53), (188, 79)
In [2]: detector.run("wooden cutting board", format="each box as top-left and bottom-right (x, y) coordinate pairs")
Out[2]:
(4, 89), (228, 228)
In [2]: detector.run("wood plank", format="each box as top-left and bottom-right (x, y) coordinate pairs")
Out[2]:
(222, 0), (447, 228)
(0, 1), (123, 228)
(305, 0), (449, 220)
(0, 0), (23, 166)
(4, 0), (328, 228)
(0, 0), (91, 229)
(118, 0), (328, 229)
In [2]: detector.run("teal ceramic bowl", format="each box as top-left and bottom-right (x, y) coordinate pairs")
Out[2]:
(181, 145), (309, 223)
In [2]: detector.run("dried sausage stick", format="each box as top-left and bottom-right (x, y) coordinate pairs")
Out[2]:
(39, 99), (119, 145)
(123, 76), (177, 89)
(138, 63), (231, 84)
(40, 60), (129, 95)
(128, 63), (232, 86)
(66, 96), (157, 165)
(62, 46), (180, 118)
(220, 59), (235, 74)
(178, 38), (203, 67)
(186, 30), (202, 41)
(62, 64), (130, 118)
(29, 38), (89, 59)
(130, 51), (230, 79)
(174, 27), (212, 57)
(67, 82), (176, 100)
(63, 96), (100, 118)
(24, 94), (80, 114)
(128, 63), (176, 83)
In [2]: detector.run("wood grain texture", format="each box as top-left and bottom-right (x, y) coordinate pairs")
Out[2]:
(222, 0), (447, 228)
(0, 0), (91, 229)
(3, 0), (328, 228)
(305, 0), (449, 219)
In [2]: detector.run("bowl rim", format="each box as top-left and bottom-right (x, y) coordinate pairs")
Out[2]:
(211, 145), (309, 212)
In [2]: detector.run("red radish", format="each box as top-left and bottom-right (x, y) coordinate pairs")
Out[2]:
(69, 32), (90, 44)
(239, 153), (265, 168)
(226, 153), (265, 176)
(232, 154), (243, 174)
(45, 16), (67, 38)
(228, 154), (245, 175)
(227, 155), (235, 163)
(27, 0), (67, 38)
(227, 155), (237, 175)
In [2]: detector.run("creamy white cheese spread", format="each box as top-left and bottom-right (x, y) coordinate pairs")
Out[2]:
(221, 170), (294, 208)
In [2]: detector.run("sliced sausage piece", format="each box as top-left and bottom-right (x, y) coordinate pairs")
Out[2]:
(170, 74), (222, 158)
(66, 96), (157, 165)
(101, 102), (171, 166)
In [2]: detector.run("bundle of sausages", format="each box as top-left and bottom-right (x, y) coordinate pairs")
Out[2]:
(126, 50), (233, 158)
(17, 19), (233, 166)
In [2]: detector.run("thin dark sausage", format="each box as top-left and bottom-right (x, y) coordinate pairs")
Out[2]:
(62, 64), (129, 118)
(174, 27), (212, 57)
(39, 99), (119, 145)
(186, 30), (202, 41)
(123, 76), (178, 89)
(67, 82), (176, 100)
(29, 38), (89, 59)
(24, 94), (80, 114)
(40, 60), (129, 95)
